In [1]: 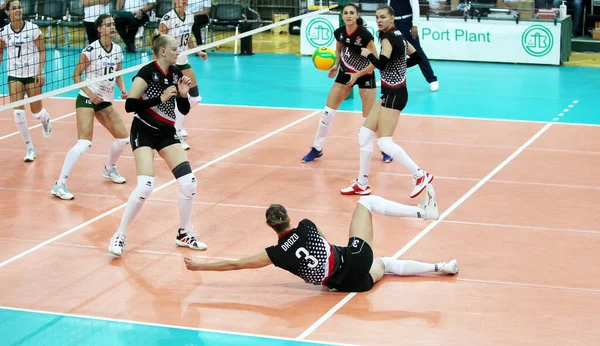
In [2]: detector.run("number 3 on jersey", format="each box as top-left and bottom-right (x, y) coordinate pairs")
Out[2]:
(295, 247), (318, 268)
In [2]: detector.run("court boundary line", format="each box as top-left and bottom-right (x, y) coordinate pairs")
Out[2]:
(0, 306), (356, 346)
(295, 122), (554, 340)
(457, 278), (600, 294)
(48, 97), (600, 128)
(0, 110), (320, 269)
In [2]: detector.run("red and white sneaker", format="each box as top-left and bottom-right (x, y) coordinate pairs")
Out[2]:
(410, 172), (434, 198)
(340, 180), (371, 195)
(176, 228), (207, 250)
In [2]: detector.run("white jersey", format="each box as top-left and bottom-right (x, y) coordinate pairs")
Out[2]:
(78, 40), (123, 102)
(0, 22), (41, 78)
(160, 10), (194, 66)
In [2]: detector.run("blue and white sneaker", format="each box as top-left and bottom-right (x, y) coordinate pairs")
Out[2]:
(382, 151), (393, 163)
(23, 148), (36, 162)
(51, 182), (75, 200)
(302, 147), (323, 163)
(103, 166), (126, 184)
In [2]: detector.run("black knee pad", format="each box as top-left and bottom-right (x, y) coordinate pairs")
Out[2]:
(172, 161), (192, 179)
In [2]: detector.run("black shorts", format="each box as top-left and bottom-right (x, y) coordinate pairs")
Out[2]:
(381, 86), (408, 111)
(325, 237), (374, 292)
(130, 117), (179, 152)
(335, 70), (376, 89)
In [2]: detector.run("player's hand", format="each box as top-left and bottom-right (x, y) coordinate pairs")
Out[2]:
(90, 93), (104, 105)
(120, 90), (128, 99)
(345, 72), (359, 86)
(160, 86), (178, 103)
(327, 66), (338, 78)
(360, 47), (371, 57)
(177, 76), (192, 97)
(411, 26), (418, 39)
(184, 257), (201, 271)
(197, 51), (207, 60)
(35, 74), (45, 87)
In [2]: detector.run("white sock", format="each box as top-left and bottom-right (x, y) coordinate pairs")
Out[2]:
(57, 139), (92, 185)
(312, 106), (337, 151)
(379, 258), (437, 276)
(105, 137), (129, 169)
(117, 176), (155, 235)
(177, 173), (197, 233)
(13, 109), (33, 150)
(31, 108), (49, 123)
(358, 195), (424, 219)
(377, 137), (421, 176)
(358, 126), (375, 186)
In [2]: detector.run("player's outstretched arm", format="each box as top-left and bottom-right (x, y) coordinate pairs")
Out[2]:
(184, 250), (272, 272)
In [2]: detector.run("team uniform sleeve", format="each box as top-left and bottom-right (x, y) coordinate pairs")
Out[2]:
(265, 246), (280, 267)
(333, 27), (343, 43)
(82, 44), (94, 60)
(31, 24), (41, 40)
(160, 12), (172, 31)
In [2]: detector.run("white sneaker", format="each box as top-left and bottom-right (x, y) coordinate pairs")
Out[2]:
(430, 81), (439, 92)
(175, 228), (207, 250)
(437, 259), (458, 275)
(51, 182), (75, 200)
(178, 136), (190, 151)
(179, 128), (188, 137)
(410, 171), (434, 198)
(23, 148), (36, 162)
(108, 232), (126, 256)
(103, 166), (126, 184)
(41, 116), (52, 138)
(418, 184), (439, 220)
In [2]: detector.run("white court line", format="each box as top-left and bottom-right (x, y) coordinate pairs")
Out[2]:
(0, 110), (320, 268)
(0, 306), (355, 346)
(49, 97), (600, 127)
(0, 111), (76, 141)
(296, 122), (554, 340)
(443, 220), (600, 235)
(457, 278), (600, 294)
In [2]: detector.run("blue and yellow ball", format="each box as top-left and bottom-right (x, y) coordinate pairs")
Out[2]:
(312, 47), (337, 71)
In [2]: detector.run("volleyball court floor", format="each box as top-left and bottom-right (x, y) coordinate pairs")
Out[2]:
(0, 52), (599, 345)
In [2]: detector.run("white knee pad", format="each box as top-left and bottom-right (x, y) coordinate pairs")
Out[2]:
(133, 176), (154, 202)
(177, 173), (197, 199)
(320, 106), (337, 126)
(13, 109), (26, 124)
(358, 195), (384, 214)
(189, 95), (202, 107)
(115, 137), (129, 148)
(358, 126), (376, 153)
(32, 108), (49, 120)
(74, 139), (92, 155)
(377, 137), (397, 158)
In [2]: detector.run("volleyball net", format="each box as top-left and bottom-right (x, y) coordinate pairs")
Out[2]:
(0, 0), (338, 112)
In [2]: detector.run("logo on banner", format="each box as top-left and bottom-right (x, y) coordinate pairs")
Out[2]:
(305, 18), (335, 48)
(521, 25), (553, 57)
